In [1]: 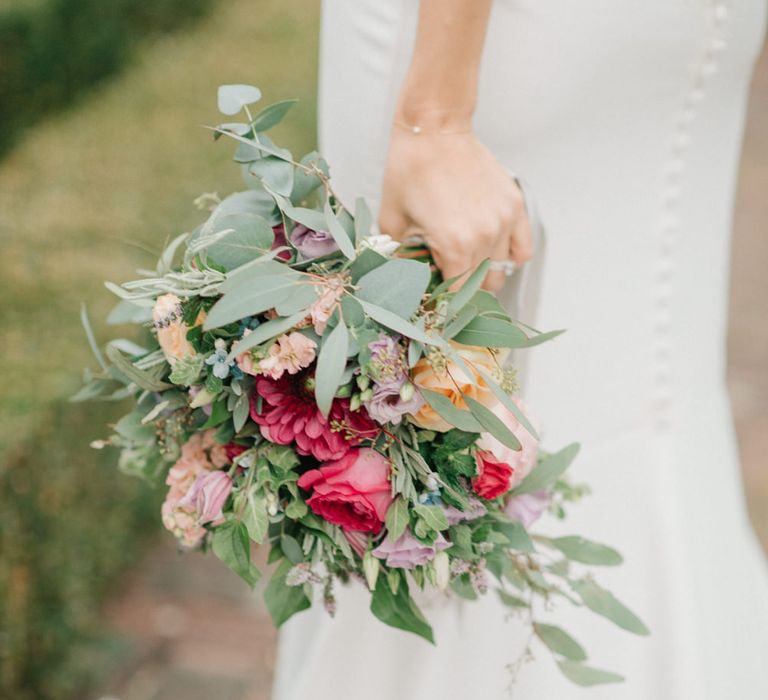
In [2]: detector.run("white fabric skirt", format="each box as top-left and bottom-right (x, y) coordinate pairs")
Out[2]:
(273, 2), (768, 698)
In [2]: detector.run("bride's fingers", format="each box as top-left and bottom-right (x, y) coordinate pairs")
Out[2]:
(482, 232), (513, 292)
(509, 206), (534, 265)
(378, 203), (410, 241)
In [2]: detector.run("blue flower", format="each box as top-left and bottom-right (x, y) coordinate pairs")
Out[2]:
(205, 338), (234, 380)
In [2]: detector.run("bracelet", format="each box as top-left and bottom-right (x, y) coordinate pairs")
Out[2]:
(393, 119), (472, 136)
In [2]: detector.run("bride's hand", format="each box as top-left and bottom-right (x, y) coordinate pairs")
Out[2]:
(379, 128), (533, 291)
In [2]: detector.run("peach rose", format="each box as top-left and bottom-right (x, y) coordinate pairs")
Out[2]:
(153, 293), (199, 365)
(411, 342), (501, 432)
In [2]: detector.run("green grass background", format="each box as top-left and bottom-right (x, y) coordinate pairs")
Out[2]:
(0, 1), (319, 696)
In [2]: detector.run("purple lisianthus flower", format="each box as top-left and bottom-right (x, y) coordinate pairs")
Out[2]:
(368, 334), (406, 386)
(443, 497), (487, 525)
(373, 529), (451, 569)
(289, 224), (338, 258)
(505, 490), (551, 529)
(364, 381), (424, 425)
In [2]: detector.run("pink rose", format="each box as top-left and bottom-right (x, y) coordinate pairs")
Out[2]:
(297, 448), (393, 533)
(472, 450), (515, 500)
(179, 470), (232, 524)
(477, 399), (539, 488)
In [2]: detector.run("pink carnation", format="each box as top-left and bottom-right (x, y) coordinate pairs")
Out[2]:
(259, 332), (317, 379)
(250, 374), (379, 461)
(309, 282), (344, 335)
(161, 430), (237, 547)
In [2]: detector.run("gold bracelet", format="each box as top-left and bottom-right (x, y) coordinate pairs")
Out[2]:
(393, 120), (472, 136)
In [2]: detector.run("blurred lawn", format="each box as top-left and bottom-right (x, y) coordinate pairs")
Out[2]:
(0, 0), (318, 454)
(0, 0), (319, 696)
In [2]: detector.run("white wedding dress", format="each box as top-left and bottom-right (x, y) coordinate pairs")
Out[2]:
(272, 1), (768, 698)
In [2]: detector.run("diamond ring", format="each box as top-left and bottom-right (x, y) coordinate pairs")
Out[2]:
(488, 259), (517, 276)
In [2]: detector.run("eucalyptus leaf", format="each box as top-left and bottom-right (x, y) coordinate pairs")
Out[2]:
(227, 311), (308, 359)
(534, 623), (588, 661)
(106, 299), (153, 325)
(204, 275), (302, 329)
(497, 590), (528, 608)
(324, 201), (356, 259)
(244, 156), (294, 197)
(283, 204), (328, 232)
(475, 368), (539, 440)
(354, 197), (372, 243)
(419, 389), (483, 433)
(105, 345), (171, 392)
(218, 84), (262, 115)
(356, 259), (430, 319)
(518, 329), (566, 348)
(203, 212), (275, 271)
(446, 259), (490, 319)
(464, 396), (522, 450)
(273, 282), (317, 315)
(556, 661), (624, 687)
(358, 300), (440, 345)
(291, 151), (328, 202)
(251, 99), (298, 132)
(513, 443), (580, 496)
(571, 579), (650, 635)
(541, 536), (623, 566)
(349, 248), (388, 281)
(453, 317), (528, 348)
(315, 319), (348, 416)
(443, 304), (478, 339)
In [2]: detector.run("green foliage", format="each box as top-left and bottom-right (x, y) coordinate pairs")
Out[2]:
(0, 0), (214, 156)
(264, 559), (311, 627)
(211, 520), (261, 586)
(370, 572), (434, 644)
(0, 401), (160, 700)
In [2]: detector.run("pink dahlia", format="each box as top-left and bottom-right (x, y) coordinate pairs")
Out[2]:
(250, 374), (379, 461)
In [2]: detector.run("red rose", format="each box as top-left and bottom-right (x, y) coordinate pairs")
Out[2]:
(297, 448), (393, 533)
(223, 443), (248, 462)
(472, 450), (515, 500)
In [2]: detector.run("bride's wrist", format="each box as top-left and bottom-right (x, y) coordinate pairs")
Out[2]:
(393, 101), (475, 134)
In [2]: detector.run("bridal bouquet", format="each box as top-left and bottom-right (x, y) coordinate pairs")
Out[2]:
(78, 85), (647, 686)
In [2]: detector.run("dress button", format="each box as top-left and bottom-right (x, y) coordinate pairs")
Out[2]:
(711, 37), (727, 52)
(713, 4), (728, 23)
(672, 132), (692, 150)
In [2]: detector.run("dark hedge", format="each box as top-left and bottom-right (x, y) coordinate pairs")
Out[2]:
(0, 0), (213, 155)
(0, 399), (161, 699)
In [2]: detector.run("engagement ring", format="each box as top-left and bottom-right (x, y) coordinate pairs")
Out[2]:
(488, 259), (517, 276)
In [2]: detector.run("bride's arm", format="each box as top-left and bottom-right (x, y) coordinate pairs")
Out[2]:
(379, 0), (532, 290)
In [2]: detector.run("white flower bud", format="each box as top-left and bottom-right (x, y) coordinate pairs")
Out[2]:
(189, 387), (216, 408)
(399, 382), (416, 402)
(363, 550), (380, 591)
(362, 233), (400, 257)
(433, 550), (450, 590)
